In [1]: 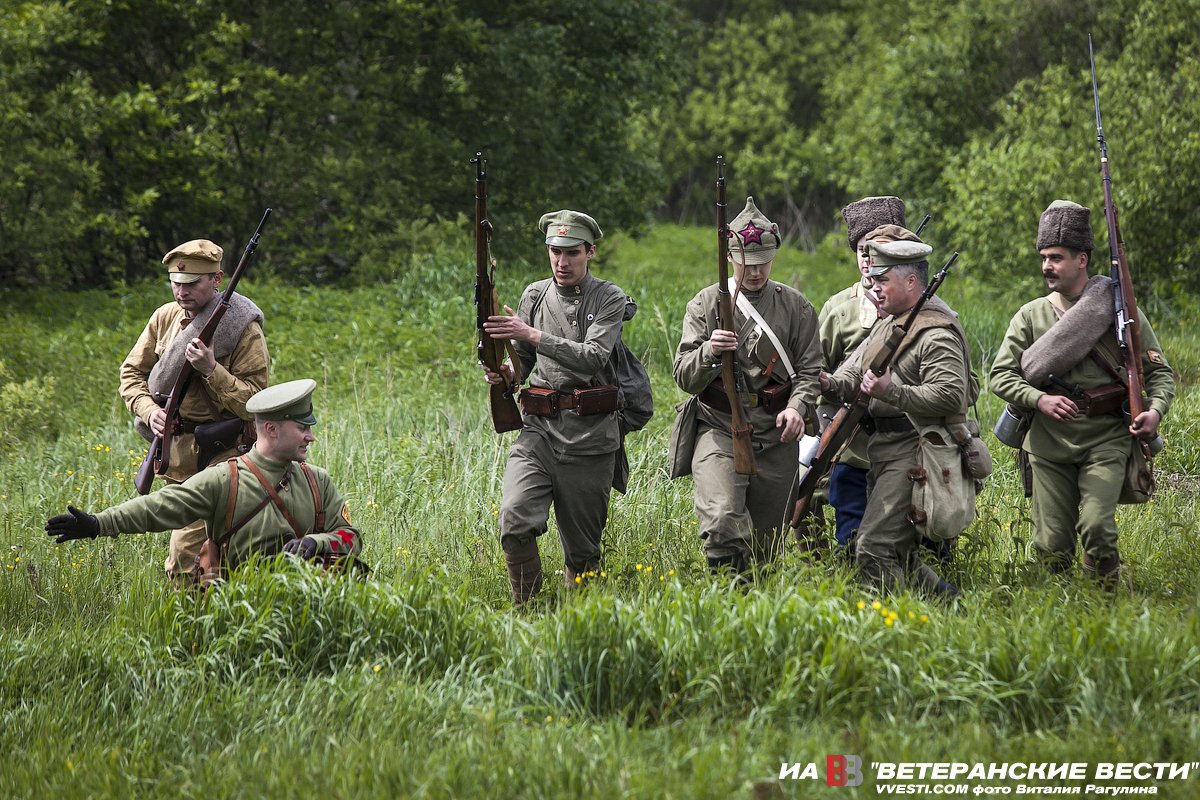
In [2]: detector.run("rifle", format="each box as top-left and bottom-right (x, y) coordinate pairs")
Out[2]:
(715, 155), (756, 475)
(1089, 35), (1146, 434)
(472, 152), (523, 433)
(134, 208), (272, 495)
(790, 250), (959, 527)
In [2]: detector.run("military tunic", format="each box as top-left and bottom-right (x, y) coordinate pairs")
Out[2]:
(499, 273), (627, 572)
(989, 294), (1174, 566)
(673, 280), (822, 564)
(818, 279), (886, 546)
(828, 308), (970, 593)
(95, 448), (359, 568)
(119, 300), (270, 576)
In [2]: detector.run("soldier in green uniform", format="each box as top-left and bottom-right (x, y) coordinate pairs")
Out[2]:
(482, 210), (629, 605)
(46, 379), (360, 573)
(671, 197), (823, 577)
(817, 196), (905, 554)
(822, 226), (973, 598)
(119, 239), (270, 584)
(989, 200), (1174, 581)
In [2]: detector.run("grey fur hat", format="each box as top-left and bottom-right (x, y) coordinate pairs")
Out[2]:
(842, 196), (906, 250)
(1036, 200), (1094, 252)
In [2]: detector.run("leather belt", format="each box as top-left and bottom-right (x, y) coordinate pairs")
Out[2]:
(862, 415), (914, 435)
(174, 418), (208, 434)
(700, 383), (784, 413)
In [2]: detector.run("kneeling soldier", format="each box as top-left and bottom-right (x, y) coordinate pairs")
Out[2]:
(47, 379), (361, 579)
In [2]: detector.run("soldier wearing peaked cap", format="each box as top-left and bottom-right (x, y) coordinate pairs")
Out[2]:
(989, 200), (1174, 584)
(119, 238), (270, 585)
(47, 379), (362, 582)
(816, 196), (907, 556)
(671, 197), (823, 578)
(482, 209), (641, 605)
(821, 225), (978, 599)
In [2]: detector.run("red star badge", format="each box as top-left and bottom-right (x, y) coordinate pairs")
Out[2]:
(557, 225), (570, 236)
(737, 222), (765, 245)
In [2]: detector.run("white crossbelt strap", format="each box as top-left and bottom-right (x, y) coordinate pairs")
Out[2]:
(727, 278), (796, 381)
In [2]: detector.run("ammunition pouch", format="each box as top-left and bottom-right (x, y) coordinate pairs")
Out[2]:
(1045, 382), (1125, 417)
(520, 385), (619, 417)
(195, 417), (253, 470)
(700, 378), (792, 416)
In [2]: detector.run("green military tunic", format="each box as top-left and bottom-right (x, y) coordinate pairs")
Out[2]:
(673, 280), (822, 564)
(499, 273), (627, 571)
(818, 279), (885, 469)
(827, 307), (971, 593)
(95, 448), (359, 568)
(119, 300), (270, 576)
(989, 293), (1174, 565)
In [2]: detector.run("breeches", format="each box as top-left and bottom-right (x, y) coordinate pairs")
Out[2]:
(857, 455), (944, 595)
(499, 431), (614, 571)
(1028, 445), (1127, 564)
(690, 425), (798, 565)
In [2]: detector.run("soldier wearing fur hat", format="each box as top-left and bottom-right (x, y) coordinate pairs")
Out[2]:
(118, 238), (270, 585)
(671, 197), (823, 577)
(989, 200), (1174, 582)
(482, 210), (634, 605)
(816, 196), (906, 554)
(47, 379), (362, 580)
(822, 225), (976, 598)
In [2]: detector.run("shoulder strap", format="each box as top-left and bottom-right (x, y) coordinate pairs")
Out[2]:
(300, 463), (323, 531)
(224, 457), (241, 532)
(727, 278), (796, 381)
(242, 457), (305, 538)
(214, 455), (283, 555)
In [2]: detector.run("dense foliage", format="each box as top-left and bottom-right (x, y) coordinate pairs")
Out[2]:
(2, 1), (1196, 291)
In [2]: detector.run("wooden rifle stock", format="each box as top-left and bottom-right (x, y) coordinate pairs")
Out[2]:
(791, 251), (959, 527)
(472, 151), (523, 433)
(715, 156), (756, 475)
(134, 208), (272, 495)
(1089, 36), (1145, 425)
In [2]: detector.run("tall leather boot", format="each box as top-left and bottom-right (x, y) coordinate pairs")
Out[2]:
(503, 540), (543, 606)
(564, 558), (601, 589)
(1082, 552), (1123, 592)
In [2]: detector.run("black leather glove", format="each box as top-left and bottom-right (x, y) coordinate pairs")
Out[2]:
(282, 536), (318, 560)
(45, 505), (101, 544)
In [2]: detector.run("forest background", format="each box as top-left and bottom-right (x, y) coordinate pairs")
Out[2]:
(2, 1), (1200, 798)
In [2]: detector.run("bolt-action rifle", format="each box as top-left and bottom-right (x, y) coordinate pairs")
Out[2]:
(1089, 36), (1147, 437)
(790, 251), (959, 528)
(134, 208), (271, 495)
(472, 152), (523, 433)
(715, 155), (756, 475)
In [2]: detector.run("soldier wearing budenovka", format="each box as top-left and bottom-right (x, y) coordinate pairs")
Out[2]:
(989, 200), (1174, 582)
(822, 226), (976, 598)
(817, 196), (905, 554)
(46, 380), (361, 578)
(120, 238), (269, 583)
(482, 210), (630, 605)
(671, 197), (823, 577)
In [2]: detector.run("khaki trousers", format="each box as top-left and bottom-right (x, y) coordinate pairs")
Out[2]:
(1028, 444), (1127, 567)
(856, 452), (945, 595)
(691, 425), (798, 566)
(499, 431), (614, 572)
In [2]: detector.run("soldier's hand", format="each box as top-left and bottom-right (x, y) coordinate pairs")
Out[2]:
(708, 329), (738, 355)
(1130, 408), (1162, 439)
(184, 337), (217, 378)
(1036, 393), (1078, 422)
(775, 407), (804, 443)
(45, 505), (101, 544)
(282, 536), (318, 560)
(861, 368), (891, 398)
(149, 408), (167, 437)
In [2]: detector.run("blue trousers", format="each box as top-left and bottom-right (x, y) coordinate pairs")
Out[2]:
(828, 463), (868, 547)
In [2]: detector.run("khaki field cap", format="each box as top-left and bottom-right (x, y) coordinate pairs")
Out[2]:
(864, 224), (932, 277)
(728, 196), (781, 265)
(163, 239), (223, 284)
(540, 210), (603, 247)
(842, 196), (906, 251)
(247, 379), (319, 426)
(1036, 199), (1094, 252)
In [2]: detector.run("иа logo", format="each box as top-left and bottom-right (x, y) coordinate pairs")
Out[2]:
(827, 754), (864, 787)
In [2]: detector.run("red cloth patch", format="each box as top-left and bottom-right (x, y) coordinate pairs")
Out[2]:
(336, 529), (356, 547)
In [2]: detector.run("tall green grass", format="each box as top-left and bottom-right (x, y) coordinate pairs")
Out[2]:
(2, 224), (1198, 798)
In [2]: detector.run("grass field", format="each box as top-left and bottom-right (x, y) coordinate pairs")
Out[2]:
(2, 224), (1198, 798)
